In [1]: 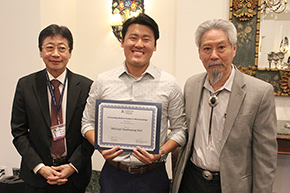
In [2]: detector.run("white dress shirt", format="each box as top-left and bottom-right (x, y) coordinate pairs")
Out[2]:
(82, 62), (187, 166)
(191, 65), (235, 171)
(33, 69), (69, 173)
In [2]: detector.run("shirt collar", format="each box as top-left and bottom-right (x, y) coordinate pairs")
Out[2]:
(118, 61), (156, 79)
(204, 64), (235, 93)
(47, 69), (67, 85)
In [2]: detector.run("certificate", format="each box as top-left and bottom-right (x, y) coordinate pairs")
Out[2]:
(95, 99), (161, 154)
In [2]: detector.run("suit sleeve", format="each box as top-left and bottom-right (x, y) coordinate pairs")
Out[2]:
(11, 79), (43, 170)
(252, 84), (277, 192)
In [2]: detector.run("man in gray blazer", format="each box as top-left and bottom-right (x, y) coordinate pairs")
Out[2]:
(172, 19), (277, 193)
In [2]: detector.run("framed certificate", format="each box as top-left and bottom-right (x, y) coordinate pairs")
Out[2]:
(95, 99), (161, 154)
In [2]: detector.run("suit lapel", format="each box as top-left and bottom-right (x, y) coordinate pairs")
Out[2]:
(34, 70), (50, 127)
(66, 70), (81, 130)
(220, 69), (246, 149)
(186, 73), (207, 150)
(33, 70), (81, 131)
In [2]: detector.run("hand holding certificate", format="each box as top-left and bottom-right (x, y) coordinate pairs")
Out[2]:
(95, 100), (161, 154)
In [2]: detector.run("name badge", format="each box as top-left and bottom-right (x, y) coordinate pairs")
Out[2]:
(51, 124), (65, 141)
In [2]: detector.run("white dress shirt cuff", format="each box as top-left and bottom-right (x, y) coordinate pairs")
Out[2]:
(69, 163), (78, 173)
(33, 163), (45, 174)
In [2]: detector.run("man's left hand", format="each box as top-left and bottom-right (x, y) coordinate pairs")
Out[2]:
(47, 164), (76, 185)
(132, 146), (161, 164)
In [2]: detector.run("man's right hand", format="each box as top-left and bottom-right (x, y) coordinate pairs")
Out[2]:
(99, 146), (123, 160)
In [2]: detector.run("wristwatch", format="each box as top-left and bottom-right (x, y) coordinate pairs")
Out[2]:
(159, 148), (166, 161)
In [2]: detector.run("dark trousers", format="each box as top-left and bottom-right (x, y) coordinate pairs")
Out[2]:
(24, 180), (85, 193)
(178, 161), (221, 193)
(99, 161), (170, 193)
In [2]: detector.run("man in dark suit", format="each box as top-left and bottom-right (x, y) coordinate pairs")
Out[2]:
(11, 24), (94, 193)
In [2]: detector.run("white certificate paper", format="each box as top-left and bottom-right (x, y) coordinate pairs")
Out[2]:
(95, 100), (161, 154)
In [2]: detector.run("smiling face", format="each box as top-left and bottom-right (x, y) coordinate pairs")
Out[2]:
(199, 29), (236, 87)
(40, 34), (71, 78)
(121, 24), (156, 77)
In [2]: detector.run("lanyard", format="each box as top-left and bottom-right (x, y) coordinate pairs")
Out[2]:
(45, 69), (68, 120)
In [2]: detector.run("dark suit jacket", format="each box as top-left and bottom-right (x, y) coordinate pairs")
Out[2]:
(172, 69), (277, 193)
(11, 69), (94, 190)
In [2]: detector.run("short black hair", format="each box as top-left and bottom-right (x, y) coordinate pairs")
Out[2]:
(122, 13), (159, 45)
(38, 24), (73, 53)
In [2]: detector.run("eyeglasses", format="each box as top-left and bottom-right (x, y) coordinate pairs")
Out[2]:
(42, 44), (69, 53)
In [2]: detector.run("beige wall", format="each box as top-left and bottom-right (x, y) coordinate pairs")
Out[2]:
(0, 0), (41, 175)
(1, 0), (289, 192)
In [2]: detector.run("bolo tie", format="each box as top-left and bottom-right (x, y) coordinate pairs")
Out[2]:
(208, 90), (222, 140)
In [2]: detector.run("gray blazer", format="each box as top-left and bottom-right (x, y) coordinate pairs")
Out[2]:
(172, 68), (277, 193)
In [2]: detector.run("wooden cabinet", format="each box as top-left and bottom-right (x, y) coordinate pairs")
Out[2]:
(277, 121), (290, 154)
